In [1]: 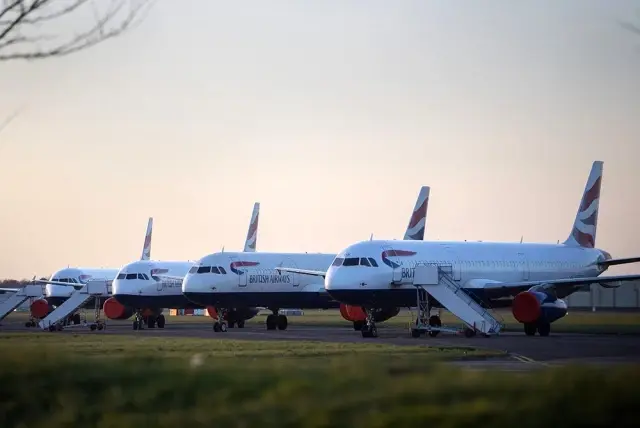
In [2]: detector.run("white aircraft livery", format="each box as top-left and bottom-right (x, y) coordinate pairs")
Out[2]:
(108, 202), (262, 329)
(315, 161), (640, 338)
(181, 186), (431, 332)
(28, 217), (154, 322)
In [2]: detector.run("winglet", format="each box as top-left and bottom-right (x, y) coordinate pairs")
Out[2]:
(243, 202), (260, 252)
(403, 186), (430, 240)
(140, 217), (153, 260)
(563, 161), (603, 248)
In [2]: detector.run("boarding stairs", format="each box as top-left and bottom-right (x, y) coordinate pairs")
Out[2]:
(411, 263), (504, 336)
(0, 285), (42, 322)
(39, 280), (110, 331)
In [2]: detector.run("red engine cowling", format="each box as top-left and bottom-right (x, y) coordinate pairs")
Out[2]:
(103, 297), (135, 320)
(339, 304), (399, 323)
(30, 299), (52, 319)
(512, 290), (568, 324)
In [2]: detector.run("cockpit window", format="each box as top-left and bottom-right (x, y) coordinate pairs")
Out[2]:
(218, 266), (227, 274)
(342, 257), (360, 266)
(197, 266), (211, 274)
(360, 257), (371, 267)
(368, 258), (378, 267)
(137, 273), (146, 280)
(332, 258), (344, 267)
(125, 273), (137, 280)
(210, 266), (220, 274)
(189, 266), (198, 274)
(117, 273), (126, 279)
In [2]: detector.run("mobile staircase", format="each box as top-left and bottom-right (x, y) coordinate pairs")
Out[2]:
(0, 285), (43, 323)
(39, 280), (111, 332)
(408, 263), (504, 338)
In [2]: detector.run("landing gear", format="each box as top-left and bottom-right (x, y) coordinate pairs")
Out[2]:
(156, 314), (165, 329)
(213, 321), (228, 332)
(428, 315), (442, 337)
(133, 311), (144, 330)
(236, 320), (245, 328)
(360, 309), (378, 338)
(266, 311), (288, 330)
(523, 321), (551, 336)
(353, 320), (364, 331)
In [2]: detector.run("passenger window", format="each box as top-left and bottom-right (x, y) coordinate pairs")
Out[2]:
(218, 266), (227, 274)
(368, 258), (378, 267)
(189, 266), (198, 274)
(125, 273), (137, 280)
(332, 258), (344, 267)
(360, 258), (371, 267)
(343, 257), (359, 266)
(211, 267), (221, 274)
(117, 273), (125, 280)
(197, 266), (211, 274)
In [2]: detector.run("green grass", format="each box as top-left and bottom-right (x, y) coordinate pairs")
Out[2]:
(0, 332), (501, 362)
(0, 341), (636, 427)
(159, 308), (640, 334)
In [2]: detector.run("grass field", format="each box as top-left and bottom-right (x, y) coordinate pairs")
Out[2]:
(158, 308), (640, 334)
(0, 331), (636, 427)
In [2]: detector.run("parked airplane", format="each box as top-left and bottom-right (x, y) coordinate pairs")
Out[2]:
(28, 217), (154, 324)
(181, 186), (431, 332)
(288, 161), (640, 338)
(108, 202), (262, 329)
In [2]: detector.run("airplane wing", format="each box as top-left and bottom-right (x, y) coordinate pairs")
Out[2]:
(598, 256), (640, 267)
(33, 279), (83, 290)
(274, 267), (327, 278)
(479, 274), (640, 299)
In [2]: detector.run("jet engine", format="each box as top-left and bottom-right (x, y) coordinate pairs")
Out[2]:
(339, 303), (400, 330)
(103, 297), (136, 320)
(30, 298), (53, 319)
(512, 285), (568, 336)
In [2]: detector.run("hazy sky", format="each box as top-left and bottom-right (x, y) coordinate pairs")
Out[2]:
(1, 0), (639, 279)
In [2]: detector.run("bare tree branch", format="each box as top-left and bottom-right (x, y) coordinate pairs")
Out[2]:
(619, 11), (640, 36)
(0, 0), (154, 61)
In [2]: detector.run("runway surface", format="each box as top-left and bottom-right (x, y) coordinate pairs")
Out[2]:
(3, 317), (639, 371)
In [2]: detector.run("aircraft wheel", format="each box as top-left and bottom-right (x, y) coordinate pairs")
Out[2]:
(524, 323), (536, 336)
(537, 322), (551, 337)
(464, 327), (476, 337)
(276, 315), (288, 330)
(156, 315), (165, 329)
(90, 324), (97, 331)
(213, 322), (221, 332)
(220, 322), (227, 332)
(147, 316), (155, 328)
(411, 328), (421, 338)
(237, 320), (245, 328)
(353, 320), (364, 331)
(265, 314), (277, 330)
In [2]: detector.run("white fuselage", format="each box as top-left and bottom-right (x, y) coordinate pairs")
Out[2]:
(112, 260), (196, 309)
(45, 267), (120, 305)
(181, 251), (339, 309)
(324, 239), (607, 307)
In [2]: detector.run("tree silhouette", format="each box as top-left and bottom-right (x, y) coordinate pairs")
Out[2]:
(619, 12), (640, 36)
(0, 0), (153, 61)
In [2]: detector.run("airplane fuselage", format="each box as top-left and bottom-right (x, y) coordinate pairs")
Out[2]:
(182, 252), (340, 309)
(324, 239), (608, 308)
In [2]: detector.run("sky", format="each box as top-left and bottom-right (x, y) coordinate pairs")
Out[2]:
(0, 0), (639, 279)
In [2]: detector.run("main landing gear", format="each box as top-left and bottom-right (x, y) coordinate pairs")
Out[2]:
(359, 309), (378, 338)
(266, 308), (288, 330)
(132, 312), (166, 330)
(523, 321), (551, 337)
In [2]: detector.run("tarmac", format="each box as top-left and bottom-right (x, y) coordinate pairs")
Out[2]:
(2, 316), (639, 371)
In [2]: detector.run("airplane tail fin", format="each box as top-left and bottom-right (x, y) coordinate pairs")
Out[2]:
(243, 202), (260, 252)
(403, 186), (430, 240)
(563, 161), (603, 248)
(140, 217), (153, 260)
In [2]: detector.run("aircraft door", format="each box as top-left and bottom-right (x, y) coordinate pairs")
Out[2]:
(445, 247), (461, 281)
(381, 244), (403, 284)
(228, 256), (248, 287)
(517, 253), (529, 281)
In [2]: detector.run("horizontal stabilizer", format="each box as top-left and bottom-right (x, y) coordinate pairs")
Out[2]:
(597, 257), (640, 267)
(275, 267), (326, 278)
